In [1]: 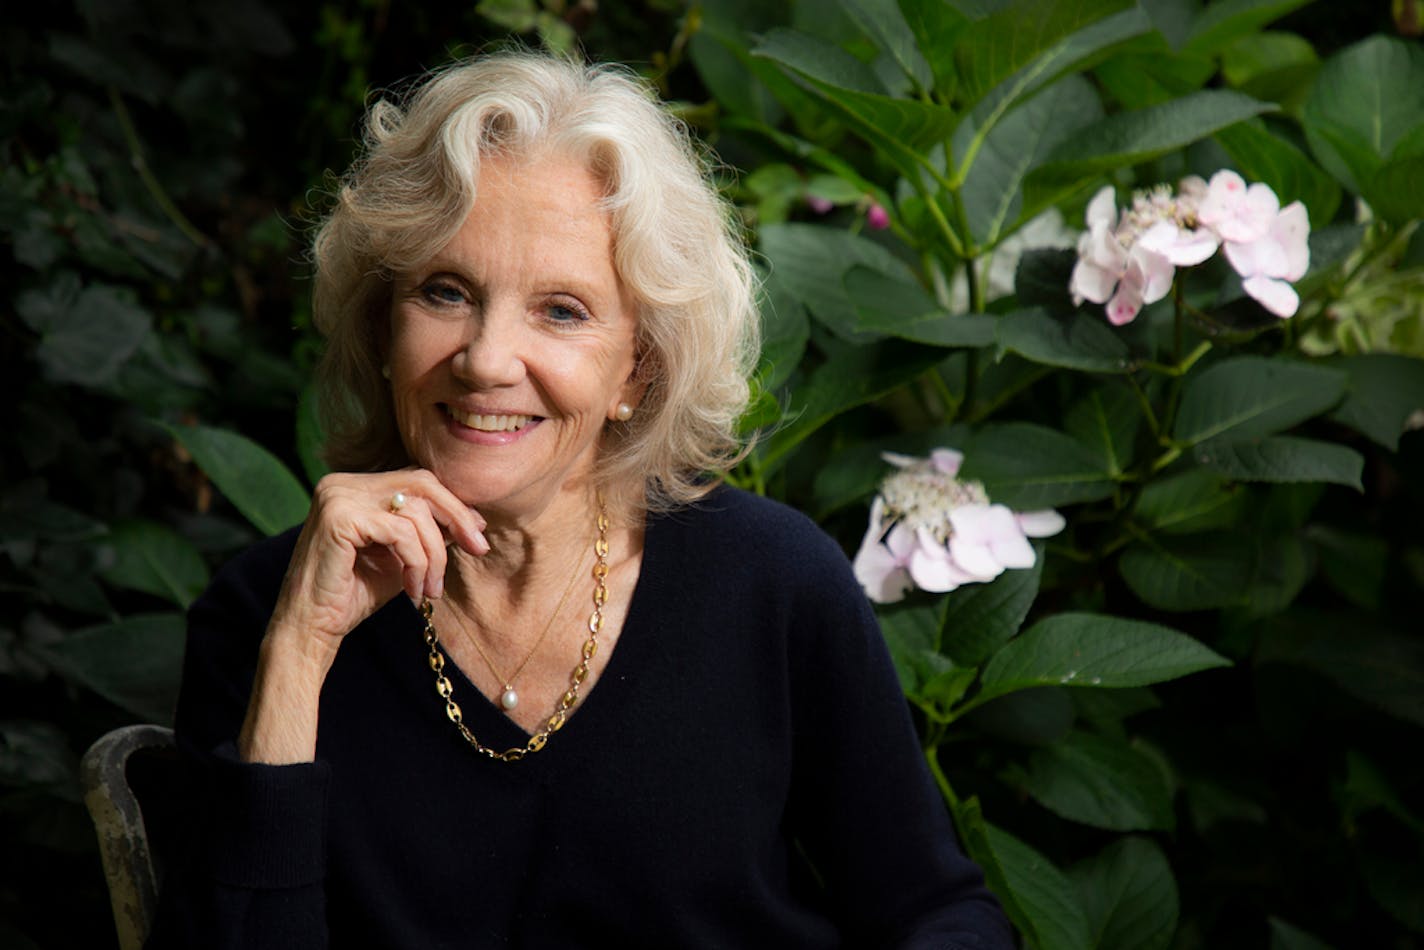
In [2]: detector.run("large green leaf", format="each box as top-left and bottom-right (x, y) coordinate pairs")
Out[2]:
(985, 823), (1093, 950)
(1328, 354), (1424, 451)
(1172, 356), (1348, 445)
(1182, 0), (1318, 56)
(756, 265), (812, 391)
(1258, 615), (1424, 728)
(960, 422), (1117, 508)
(23, 282), (154, 389)
(1070, 837), (1179, 950)
(896, 0), (970, 95)
(1026, 730), (1175, 830)
(978, 612), (1230, 703)
(844, 266), (997, 346)
(841, 0), (933, 91)
(1030, 90), (1274, 184)
(961, 75), (1103, 247)
(941, 548), (1042, 666)
(759, 223), (918, 341)
(1364, 153), (1424, 225)
(1194, 436), (1363, 490)
(1134, 469), (1248, 536)
(951, 0), (1135, 113)
(688, 0), (790, 125)
(98, 519), (210, 608)
(753, 29), (958, 178)
(1118, 533), (1254, 610)
(1216, 120), (1341, 229)
(995, 309), (1133, 374)
(759, 340), (946, 472)
(37, 613), (185, 724)
(877, 599), (954, 697)
(1302, 36), (1424, 194)
(1064, 383), (1140, 478)
(165, 423), (311, 536)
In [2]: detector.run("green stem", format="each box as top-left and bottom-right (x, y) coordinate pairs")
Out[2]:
(108, 88), (210, 248)
(1127, 375), (1161, 438)
(964, 254), (983, 316)
(923, 733), (961, 810)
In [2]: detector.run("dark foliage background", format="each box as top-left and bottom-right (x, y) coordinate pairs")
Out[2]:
(3, 2), (1421, 949)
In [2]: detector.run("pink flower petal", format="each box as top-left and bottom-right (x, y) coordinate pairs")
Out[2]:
(946, 507), (1007, 580)
(1085, 186), (1118, 230)
(1242, 275), (1300, 318)
(1017, 509), (1066, 537)
(1071, 258), (1119, 305)
(1274, 201), (1310, 281)
(1106, 283), (1142, 325)
(930, 448), (964, 476)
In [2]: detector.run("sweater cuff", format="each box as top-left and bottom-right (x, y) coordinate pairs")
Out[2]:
(205, 741), (332, 889)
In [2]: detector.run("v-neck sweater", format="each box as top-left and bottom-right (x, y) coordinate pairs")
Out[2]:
(150, 487), (1012, 949)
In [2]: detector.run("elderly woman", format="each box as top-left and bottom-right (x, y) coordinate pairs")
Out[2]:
(153, 51), (1012, 949)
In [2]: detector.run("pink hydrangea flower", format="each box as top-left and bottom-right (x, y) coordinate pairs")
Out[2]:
(852, 450), (1064, 604)
(1223, 200), (1311, 317)
(1196, 170), (1278, 244)
(866, 202), (890, 230)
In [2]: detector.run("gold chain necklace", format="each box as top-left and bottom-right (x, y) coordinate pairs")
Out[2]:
(420, 497), (610, 762)
(453, 545), (589, 712)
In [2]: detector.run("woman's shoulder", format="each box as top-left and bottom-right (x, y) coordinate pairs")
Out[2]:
(653, 485), (856, 583)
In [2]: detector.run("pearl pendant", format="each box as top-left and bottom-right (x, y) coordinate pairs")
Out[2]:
(500, 688), (519, 710)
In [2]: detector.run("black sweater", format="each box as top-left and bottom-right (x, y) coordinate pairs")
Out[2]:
(151, 487), (1012, 949)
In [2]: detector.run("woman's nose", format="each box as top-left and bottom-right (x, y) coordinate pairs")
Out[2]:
(452, 306), (527, 388)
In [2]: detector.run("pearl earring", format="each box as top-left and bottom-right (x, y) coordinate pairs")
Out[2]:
(381, 364), (391, 379)
(615, 403), (634, 421)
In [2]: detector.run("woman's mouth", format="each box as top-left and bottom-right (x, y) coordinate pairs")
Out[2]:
(444, 405), (536, 433)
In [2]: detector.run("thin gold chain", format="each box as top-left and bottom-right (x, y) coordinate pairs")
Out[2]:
(452, 545), (589, 699)
(420, 497), (610, 762)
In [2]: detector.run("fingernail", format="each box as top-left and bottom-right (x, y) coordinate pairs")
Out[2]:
(475, 532), (490, 555)
(432, 576), (444, 599)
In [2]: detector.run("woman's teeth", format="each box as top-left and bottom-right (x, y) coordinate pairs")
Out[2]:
(447, 407), (532, 432)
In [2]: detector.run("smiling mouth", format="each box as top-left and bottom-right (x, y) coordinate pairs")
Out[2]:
(444, 405), (536, 433)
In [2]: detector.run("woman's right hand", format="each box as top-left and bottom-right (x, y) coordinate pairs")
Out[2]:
(270, 469), (489, 660)
(239, 469), (488, 763)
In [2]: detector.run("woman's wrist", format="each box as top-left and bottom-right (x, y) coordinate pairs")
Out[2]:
(237, 626), (333, 764)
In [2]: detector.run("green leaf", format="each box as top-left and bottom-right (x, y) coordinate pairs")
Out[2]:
(1182, 0), (1318, 56)
(753, 29), (958, 178)
(688, 7), (788, 126)
(36, 613), (185, 724)
(1302, 36), (1424, 194)
(1257, 614), (1424, 729)
(1172, 356), (1348, 445)
(971, 686), (1075, 745)
(759, 223), (917, 341)
(1220, 31), (1319, 112)
(996, 309), (1133, 374)
(1310, 526), (1387, 610)
(1364, 153), (1424, 225)
(760, 340), (946, 472)
(1119, 533), (1254, 610)
(942, 550), (1042, 666)
(1070, 837), (1179, 949)
(979, 612), (1230, 703)
(845, 266), (997, 346)
(878, 598), (951, 694)
(757, 265), (811, 392)
(98, 519), (210, 608)
(1242, 533), (1312, 617)
(960, 422), (1117, 508)
(950, 798), (1038, 940)
(1327, 355), (1424, 452)
(1065, 384), (1140, 477)
(1193, 435), (1364, 490)
(985, 823), (1094, 950)
(896, 0), (970, 94)
(1216, 120), (1341, 228)
(1027, 731), (1175, 830)
(31, 284), (154, 389)
(1135, 469), (1248, 535)
(960, 74), (1103, 247)
(1030, 90), (1274, 183)
(164, 423), (311, 536)
(841, 0), (933, 91)
(951, 0), (1135, 112)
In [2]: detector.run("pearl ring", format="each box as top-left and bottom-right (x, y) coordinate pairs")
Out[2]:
(389, 491), (407, 512)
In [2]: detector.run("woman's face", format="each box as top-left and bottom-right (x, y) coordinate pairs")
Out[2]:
(387, 152), (641, 519)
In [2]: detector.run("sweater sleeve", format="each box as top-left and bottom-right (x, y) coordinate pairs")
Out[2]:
(146, 530), (333, 950)
(778, 509), (1015, 949)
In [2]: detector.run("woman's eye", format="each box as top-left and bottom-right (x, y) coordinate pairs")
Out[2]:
(421, 283), (465, 305)
(546, 301), (590, 323)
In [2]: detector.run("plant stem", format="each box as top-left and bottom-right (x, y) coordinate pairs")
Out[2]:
(108, 88), (210, 248)
(923, 731), (961, 809)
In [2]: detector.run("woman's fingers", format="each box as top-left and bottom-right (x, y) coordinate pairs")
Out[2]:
(385, 493), (450, 600)
(400, 469), (490, 556)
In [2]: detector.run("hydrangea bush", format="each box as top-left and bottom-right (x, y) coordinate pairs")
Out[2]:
(694, 1), (1424, 946)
